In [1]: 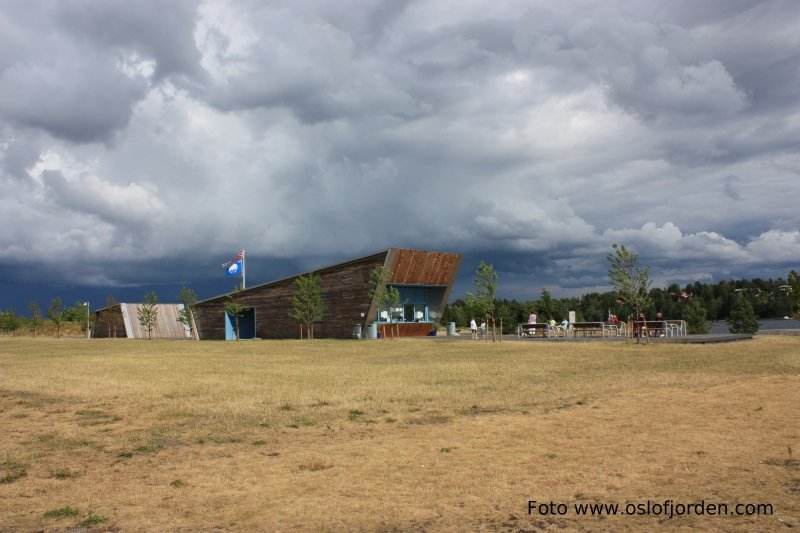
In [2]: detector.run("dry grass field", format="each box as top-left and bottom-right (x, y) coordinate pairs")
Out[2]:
(1, 335), (798, 532)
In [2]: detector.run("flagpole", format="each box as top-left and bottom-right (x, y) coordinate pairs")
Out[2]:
(242, 248), (246, 289)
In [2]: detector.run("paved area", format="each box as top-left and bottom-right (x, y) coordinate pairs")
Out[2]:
(434, 333), (754, 344)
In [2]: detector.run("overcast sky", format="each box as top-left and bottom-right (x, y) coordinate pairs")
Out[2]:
(1, 0), (799, 311)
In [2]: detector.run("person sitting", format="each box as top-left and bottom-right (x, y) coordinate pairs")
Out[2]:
(521, 312), (538, 337)
(655, 312), (665, 336)
(544, 317), (559, 337)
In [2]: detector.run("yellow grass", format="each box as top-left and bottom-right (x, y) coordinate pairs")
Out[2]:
(1, 336), (798, 531)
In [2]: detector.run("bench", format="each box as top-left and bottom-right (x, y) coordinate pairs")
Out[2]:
(569, 322), (607, 337)
(666, 320), (686, 336)
(633, 321), (675, 337)
(602, 321), (626, 337)
(518, 323), (551, 338)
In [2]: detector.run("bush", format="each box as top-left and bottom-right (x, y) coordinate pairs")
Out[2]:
(727, 294), (759, 334)
(683, 301), (710, 334)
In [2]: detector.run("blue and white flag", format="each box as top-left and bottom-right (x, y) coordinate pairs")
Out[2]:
(225, 259), (243, 277)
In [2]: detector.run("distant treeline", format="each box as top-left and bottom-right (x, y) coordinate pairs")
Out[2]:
(0, 299), (91, 337)
(443, 276), (796, 333)
(2, 275), (797, 337)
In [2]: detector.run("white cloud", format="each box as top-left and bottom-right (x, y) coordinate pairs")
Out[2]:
(0, 0), (799, 304)
(745, 230), (800, 263)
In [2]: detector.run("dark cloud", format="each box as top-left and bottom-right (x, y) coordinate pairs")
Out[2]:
(1, 0), (799, 312)
(53, 0), (202, 80)
(0, 50), (148, 142)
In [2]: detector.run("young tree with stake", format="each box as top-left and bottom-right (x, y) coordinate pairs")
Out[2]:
(607, 244), (652, 341)
(47, 298), (65, 339)
(290, 273), (324, 339)
(27, 300), (42, 337)
(177, 287), (198, 340)
(138, 291), (159, 340)
(369, 266), (401, 338)
(467, 261), (498, 340)
(224, 284), (248, 341)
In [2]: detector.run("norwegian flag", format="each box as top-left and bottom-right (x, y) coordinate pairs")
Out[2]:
(221, 249), (244, 269)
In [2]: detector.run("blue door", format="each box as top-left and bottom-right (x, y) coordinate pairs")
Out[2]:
(225, 308), (256, 340)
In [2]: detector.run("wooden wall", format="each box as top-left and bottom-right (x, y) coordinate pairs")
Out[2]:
(92, 304), (190, 339)
(194, 248), (462, 340)
(93, 305), (127, 338)
(386, 248), (462, 286)
(376, 322), (437, 338)
(195, 251), (389, 340)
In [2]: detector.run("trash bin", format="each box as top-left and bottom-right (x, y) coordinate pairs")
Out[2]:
(366, 323), (378, 339)
(447, 322), (456, 336)
(352, 324), (362, 339)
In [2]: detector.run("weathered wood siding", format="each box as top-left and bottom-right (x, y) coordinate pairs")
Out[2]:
(377, 322), (437, 338)
(194, 248), (462, 340)
(386, 248), (462, 286)
(93, 305), (127, 338)
(195, 251), (389, 340)
(93, 304), (190, 339)
(124, 304), (189, 339)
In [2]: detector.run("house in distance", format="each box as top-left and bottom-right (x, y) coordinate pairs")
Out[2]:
(194, 248), (462, 340)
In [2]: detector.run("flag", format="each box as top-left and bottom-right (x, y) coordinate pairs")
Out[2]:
(225, 259), (243, 277)
(221, 249), (244, 269)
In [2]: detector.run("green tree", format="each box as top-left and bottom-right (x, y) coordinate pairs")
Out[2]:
(466, 261), (498, 339)
(683, 300), (710, 334)
(496, 300), (516, 334)
(27, 300), (42, 337)
(537, 288), (557, 323)
(62, 301), (82, 322)
(0, 309), (20, 335)
(224, 284), (248, 341)
(137, 291), (159, 340)
(787, 270), (800, 318)
(47, 298), (65, 339)
(369, 266), (400, 322)
(442, 301), (468, 328)
(63, 301), (93, 335)
(727, 293), (759, 334)
(607, 244), (652, 339)
(176, 287), (198, 340)
(290, 273), (324, 339)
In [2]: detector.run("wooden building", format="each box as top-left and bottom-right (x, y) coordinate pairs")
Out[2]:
(194, 248), (462, 340)
(93, 303), (194, 339)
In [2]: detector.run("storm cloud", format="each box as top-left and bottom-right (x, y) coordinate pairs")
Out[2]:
(1, 0), (798, 309)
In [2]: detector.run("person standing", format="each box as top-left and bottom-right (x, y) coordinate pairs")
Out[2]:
(470, 317), (478, 340)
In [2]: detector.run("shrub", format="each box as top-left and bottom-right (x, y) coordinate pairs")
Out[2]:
(683, 300), (710, 334)
(728, 294), (759, 334)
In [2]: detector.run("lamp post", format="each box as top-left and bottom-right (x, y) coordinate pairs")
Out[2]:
(83, 301), (90, 339)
